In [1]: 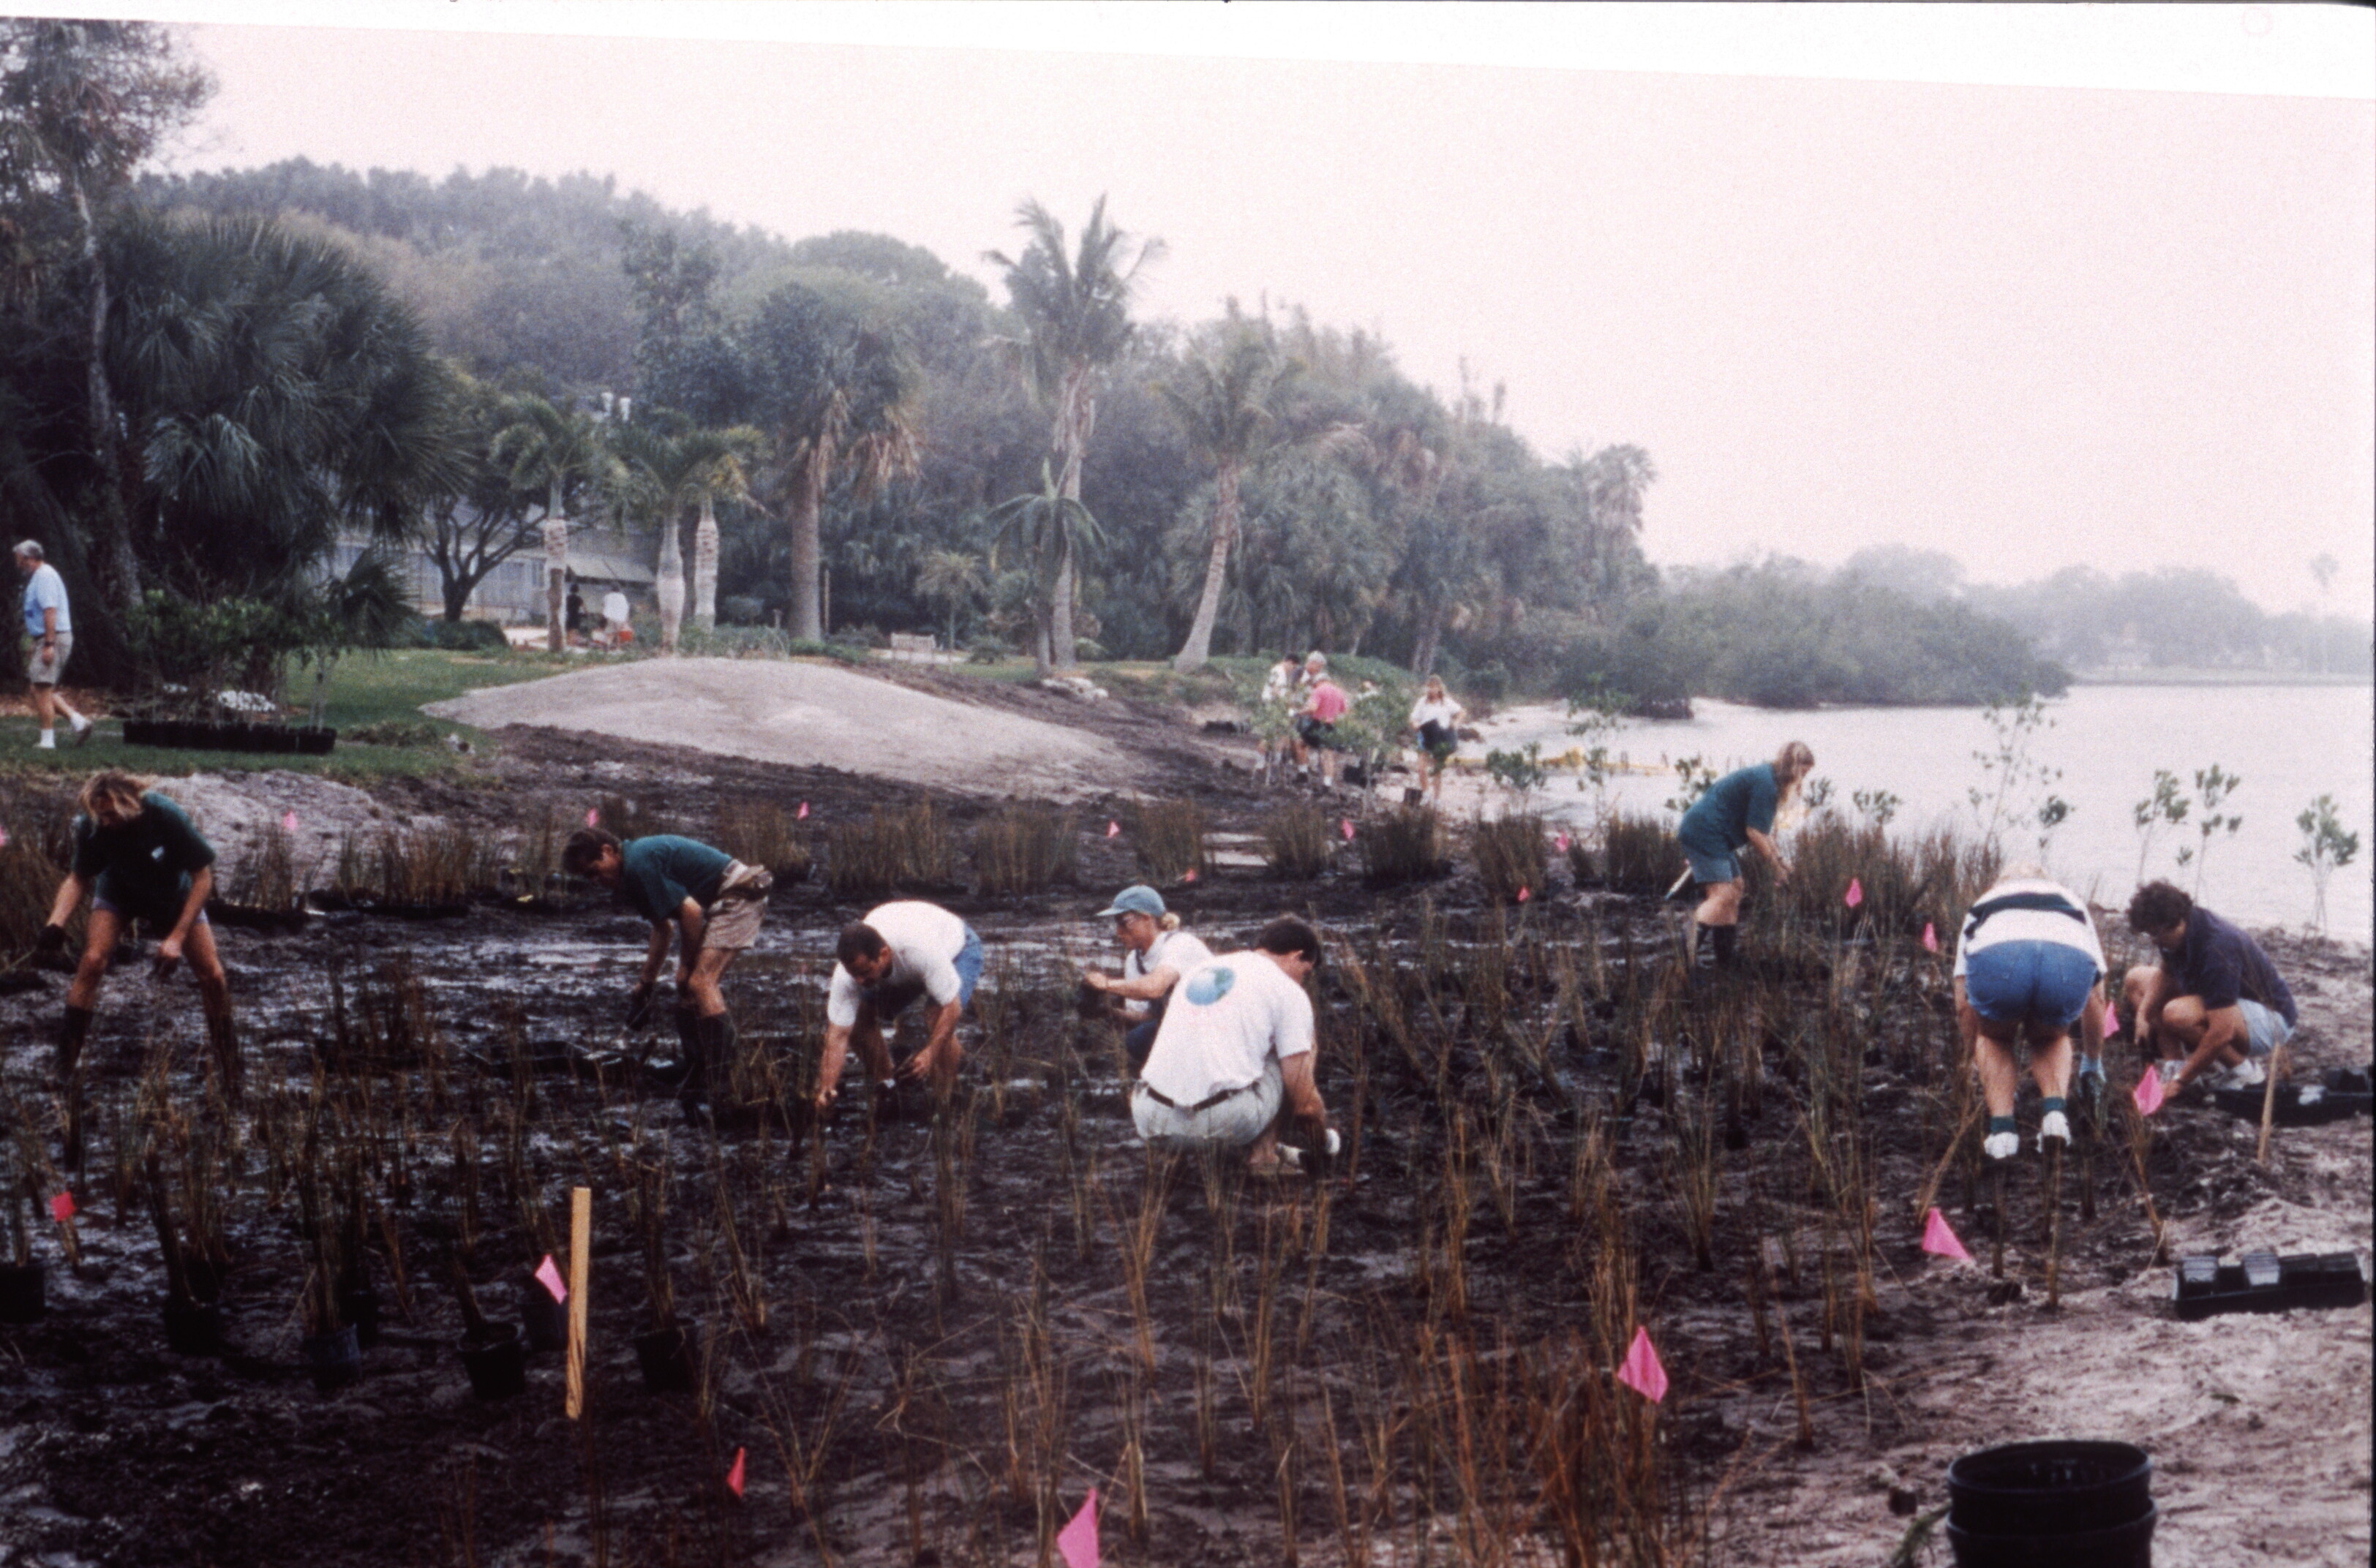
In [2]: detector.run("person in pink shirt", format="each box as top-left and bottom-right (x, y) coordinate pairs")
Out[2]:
(1290, 652), (1352, 790)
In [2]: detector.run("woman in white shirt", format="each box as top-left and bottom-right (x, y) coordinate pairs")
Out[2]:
(1080, 883), (1215, 1068)
(1406, 674), (1465, 802)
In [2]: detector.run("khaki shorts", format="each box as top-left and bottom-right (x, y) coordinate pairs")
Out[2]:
(28, 633), (70, 687)
(1131, 1056), (1284, 1148)
(702, 861), (772, 951)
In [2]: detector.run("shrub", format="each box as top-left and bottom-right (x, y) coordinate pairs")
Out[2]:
(426, 619), (511, 653)
(1358, 805), (1451, 887)
(1473, 813), (1548, 903)
(1073, 638), (1108, 663)
(1600, 811), (1684, 896)
(1129, 798), (1208, 886)
(974, 804), (1076, 895)
(0, 841), (66, 954)
(827, 799), (956, 898)
(715, 800), (813, 883)
(221, 822), (301, 911)
(1263, 802), (1336, 881)
(344, 719), (447, 747)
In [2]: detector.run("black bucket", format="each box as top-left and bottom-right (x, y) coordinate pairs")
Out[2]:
(1947, 1440), (2154, 1567)
(0, 1262), (45, 1324)
(459, 1327), (528, 1401)
(633, 1320), (700, 1394)
(163, 1300), (224, 1356)
(520, 1277), (568, 1352)
(301, 1322), (362, 1392)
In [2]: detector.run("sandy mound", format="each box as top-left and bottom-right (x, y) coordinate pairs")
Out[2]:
(426, 657), (1135, 798)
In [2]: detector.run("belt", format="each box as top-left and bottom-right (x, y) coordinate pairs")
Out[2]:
(1137, 1079), (1254, 1115)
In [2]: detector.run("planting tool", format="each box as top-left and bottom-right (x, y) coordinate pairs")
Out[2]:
(2042, 1142), (2065, 1308)
(2255, 1042), (2283, 1165)
(565, 1186), (590, 1419)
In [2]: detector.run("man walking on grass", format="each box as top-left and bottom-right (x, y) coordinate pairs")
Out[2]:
(15, 543), (91, 749)
(564, 826), (772, 1116)
(813, 900), (985, 1111)
(2123, 880), (2296, 1096)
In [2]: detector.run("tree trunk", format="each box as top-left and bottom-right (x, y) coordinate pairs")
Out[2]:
(1172, 463), (1239, 672)
(442, 570), (473, 622)
(75, 180), (141, 622)
(1047, 378), (1091, 672)
(693, 497), (719, 630)
(788, 469), (823, 642)
(1049, 536), (1077, 670)
(544, 514), (569, 653)
(1410, 600), (1446, 680)
(656, 514), (686, 653)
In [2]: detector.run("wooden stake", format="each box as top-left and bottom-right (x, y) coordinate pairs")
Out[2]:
(2255, 1044), (2285, 1166)
(2044, 1142), (2066, 1310)
(565, 1186), (590, 1419)
(1989, 1164), (2007, 1281)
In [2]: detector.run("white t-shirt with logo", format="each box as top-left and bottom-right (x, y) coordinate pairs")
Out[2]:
(1140, 951), (1314, 1106)
(1952, 878), (2105, 979)
(827, 900), (969, 1025)
(1120, 927), (1217, 1017)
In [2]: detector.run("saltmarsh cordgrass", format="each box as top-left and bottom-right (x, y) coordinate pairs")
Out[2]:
(826, 797), (955, 897)
(1128, 796), (1208, 886)
(1263, 801), (1336, 880)
(1471, 810), (1547, 903)
(715, 797), (813, 882)
(1357, 804), (1451, 886)
(973, 802), (1076, 895)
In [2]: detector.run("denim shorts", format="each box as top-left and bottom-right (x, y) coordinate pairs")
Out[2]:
(1680, 840), (1741, 886)
(1964, 939), (2099, 1029)
(2237, 998), (2293, 1058)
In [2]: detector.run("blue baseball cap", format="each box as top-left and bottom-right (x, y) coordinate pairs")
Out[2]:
(1096, 884), (1166, 919)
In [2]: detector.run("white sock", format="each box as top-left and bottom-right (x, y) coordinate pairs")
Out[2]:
(37, 729), (54, 748)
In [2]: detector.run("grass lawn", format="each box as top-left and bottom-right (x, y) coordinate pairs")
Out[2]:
(1, 648), (563, 783)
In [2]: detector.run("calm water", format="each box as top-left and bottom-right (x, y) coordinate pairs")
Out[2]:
(1475, 684), (2376, 942)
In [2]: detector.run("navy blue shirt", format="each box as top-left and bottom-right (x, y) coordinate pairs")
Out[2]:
(617, 836), (731, 926)
(2163, 905), (2296, 1029)
(1677, 764), (1780, 856)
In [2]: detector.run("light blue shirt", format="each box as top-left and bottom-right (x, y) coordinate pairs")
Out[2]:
(21, 562), (68, 638)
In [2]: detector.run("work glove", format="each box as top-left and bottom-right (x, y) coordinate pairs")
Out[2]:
(36, 923), (68, 957)
(624, 981), (656, 1030)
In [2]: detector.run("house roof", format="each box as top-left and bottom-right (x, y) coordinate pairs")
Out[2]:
(568, 549), (655, 586)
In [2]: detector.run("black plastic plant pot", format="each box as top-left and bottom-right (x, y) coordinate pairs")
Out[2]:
(339, 1285), (382, 1350)
(121, 718), (154, 746)
(1947, 1441), (2152, 1539)
(163, 1300), (224, 1356)
(301, 1322), (362, 1392)
(0, 1262), (45, 1324)
(459, 1327), (529, 1401)
(519, 1277), (568, 1352)
(1945, 1504), (2157, 1568)
(298, 727), (337, 755)
(633, 1320), (699, 1394)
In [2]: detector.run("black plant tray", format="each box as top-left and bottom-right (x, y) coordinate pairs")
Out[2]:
(306, 892), (472, 920)
(122, 719), (335, 755)
(2210, 1067), (2374, 1127)
(205, 900), (309, 932)
(2172, 1251), (2366, 1321)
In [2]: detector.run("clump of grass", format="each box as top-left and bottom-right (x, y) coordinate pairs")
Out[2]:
(716, 799), (813, 883)
(508, 804), (567, 896)
(1263, 802), (1335, 881)
(1599, 810), (1684, 895)
(222, 821), (301, 911)
(0, 840), (66, 954)
(1764, 813), (2000, 937)
(597, 794), (672, 840)
(1358, 805), (1450, 887)
(827, 798), (956, 898)
(326, 824), (497, 907)
(1473, 812), (1546, 902)
(1129, 798), (1208, 886)
(974, 804), (1076, 896)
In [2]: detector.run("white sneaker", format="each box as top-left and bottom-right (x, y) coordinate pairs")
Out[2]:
(2038, 1110), (2071, 1147)
(70, 716), (91, 747)
(34, 731), (54, 750)
(2217, 1059), (2266, 1090)
(1984, 1131), (2020, 1161)
(2156, 1060), (2184, 1085)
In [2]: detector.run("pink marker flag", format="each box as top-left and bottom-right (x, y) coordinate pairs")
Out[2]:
(1183, 867), (1199, 883)
(1616, 1325), (1668, 1403)
(1554, 832), (1572, 854)
(1340, 818), (1356, 842)
(50, 1191), (75, 1223)
(2100, 998), (2122, 1038)
(535, 1253), (568, 1303)
(1922, 921), (1939, 953)
(1921, 1207), (1971, 1262)
(726, 1447), (746, 1498)
(2133, 1066), (2166, 1117)
(797, 801), (809, 821)
(1056, 1489), (1100, 1568)
(0, 825), (10, 849)
(1106, 820), (1121, 839)
(1516, 886), (1532, 902)
(1844, 877), (1865, 909)
(282, 810), (301, 833)
(584, 807), (601, 828)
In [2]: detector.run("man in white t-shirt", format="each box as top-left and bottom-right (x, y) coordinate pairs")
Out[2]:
(814, 900), (985, 1108)
(1132, 917), (1331, 1172)
(1952, 867), (2108, 1160)
(600, 589), (632, 648)
(1080, 883), (1216, 1068)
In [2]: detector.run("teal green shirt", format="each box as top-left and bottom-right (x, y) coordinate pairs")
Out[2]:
(72, 791), (216, 919)
(617, 835), (732, 925)
(1677, 764), (1780, 856)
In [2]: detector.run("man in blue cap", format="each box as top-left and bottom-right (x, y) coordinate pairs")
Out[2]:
(1081, 884), (1214, 1068)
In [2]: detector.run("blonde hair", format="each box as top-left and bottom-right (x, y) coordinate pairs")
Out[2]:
(78, 769), (152, 819)
(1772, 741), (1814, 801)
(1423, 674), (1446, 700)
(1158, 912), (1181, 933)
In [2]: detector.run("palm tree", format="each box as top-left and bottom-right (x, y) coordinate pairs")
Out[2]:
(916, 548), (989, 654)
(612, 421), (762, 651)
(747, 284), (918, 642)
(985, 197), (1162, 672)
(990, 461), (1098, 655)
(493, 396), (617, 651)
(1160, 314), (1298, 671)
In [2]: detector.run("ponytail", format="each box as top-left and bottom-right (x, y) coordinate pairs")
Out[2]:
(1158, 912), (1181, 932)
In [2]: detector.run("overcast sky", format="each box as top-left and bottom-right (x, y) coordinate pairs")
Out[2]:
(109, 3), (2376, 615)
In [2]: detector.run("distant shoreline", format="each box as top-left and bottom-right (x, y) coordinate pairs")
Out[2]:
(2067, 668), (2372, 688)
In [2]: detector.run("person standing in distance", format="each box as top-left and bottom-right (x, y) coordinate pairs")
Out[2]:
(14, 543), (92, 749)
(1674, 742), (1814, 969)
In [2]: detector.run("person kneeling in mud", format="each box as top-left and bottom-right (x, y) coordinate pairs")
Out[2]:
(1131, 917), (1333, 1175)
(1952, 867), (2106, 1161)
(813, 900), (985, 1112)
(1080, 883), (1214, 1070)
(564, 826), (772, 1115)
(41, 771), (241, 1104)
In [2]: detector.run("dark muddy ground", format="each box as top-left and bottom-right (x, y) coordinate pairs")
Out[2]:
(0, 747), (2366, 1568)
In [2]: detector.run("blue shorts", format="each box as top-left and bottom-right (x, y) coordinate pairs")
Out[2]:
(2237, 998), (2293, 1058)
(1680, 840), (1741, 886)
(871, 926), (984, 1018)
(1964, 940), (2099, 1029)
(94, 895), (208, 932)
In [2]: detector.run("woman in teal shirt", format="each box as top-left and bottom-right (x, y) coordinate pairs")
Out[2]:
(1674, 741), (1813, 969)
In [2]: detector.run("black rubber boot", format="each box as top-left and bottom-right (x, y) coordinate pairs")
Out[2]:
(1710, 924), (1740, 969)
(680, 1012), (734, 1123)
(56, 1006), (93, 1082)
(205, 1009), (244, 1107)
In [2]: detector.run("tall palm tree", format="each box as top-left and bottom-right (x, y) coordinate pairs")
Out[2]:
(1159, 314), (1296, 671)
(748, 284), (918, 642)
(493, 395), (617, 651)
(612, 422), (762, 651)
(985, 197), (1162, 672)
(990, 461), (1098, 655)
(916, 548), (989, 654)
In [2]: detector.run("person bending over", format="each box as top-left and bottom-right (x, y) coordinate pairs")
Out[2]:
(42, 772), (239, 1102)
(1081, 883), (1215, 1069)
(565, 826), (772, 1114)
(1674, 742), (1813, 968)
(813, 900), (985, 1109)
(1952, 867), (2106, 1160)
(2123, 880), (2296, 1095)
(1131, 916), (1332, 1175)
